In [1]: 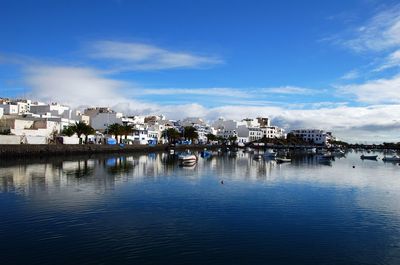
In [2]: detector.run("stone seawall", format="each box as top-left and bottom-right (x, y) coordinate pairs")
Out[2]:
(0, 144), (221, 158)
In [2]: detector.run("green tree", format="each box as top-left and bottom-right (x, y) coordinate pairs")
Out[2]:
(70, 121), (93, 144)
(107, 123), (123, 142)
(163, 128), (180, 143)
(181, 126), (198, 141)
(62, 125), (75, 137)
(121, 124), (134, 143)
(82, 125), (95, 144)
(228, 135), (237, 143)
(206, 133), (217, 143)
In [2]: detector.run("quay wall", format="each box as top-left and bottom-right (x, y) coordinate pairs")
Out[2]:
(0, 144), (221, 158)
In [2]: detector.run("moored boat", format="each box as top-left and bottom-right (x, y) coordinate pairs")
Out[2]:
(382, 155), (400, 162)
(360, 155), (378, 160)
(178, 153), (198, 166)
(276, 157), (291, 163)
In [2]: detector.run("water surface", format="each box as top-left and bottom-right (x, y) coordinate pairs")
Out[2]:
(1, 151), (400, 265)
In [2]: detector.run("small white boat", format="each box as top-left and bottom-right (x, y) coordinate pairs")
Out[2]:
(178, 153), (198, 166)
(276, 158), (291, 163)
(169, 149), (175, 155)
(264, 149), (277, 158)
(360, 155), (378, 160)
(382, 155), (400, 162)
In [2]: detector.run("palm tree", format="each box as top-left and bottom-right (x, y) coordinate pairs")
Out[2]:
(163, 128), (180, 143)
(121, 124), (134, 143)
(82, 125), (95, 144)
(206, 133), (217, 143)
(181, 126), (198, 141)
(107, 123), (123, 142)
(71, 121), (91, 144)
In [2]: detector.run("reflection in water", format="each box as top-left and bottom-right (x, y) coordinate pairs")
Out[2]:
(1, 151), (400, 265)
(0, 151), (400, 196)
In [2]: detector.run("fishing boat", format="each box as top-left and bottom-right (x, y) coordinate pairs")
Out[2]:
(360, 154), (378, 160)
(276, 157), (291, 163)
(382, 155), (400, 162)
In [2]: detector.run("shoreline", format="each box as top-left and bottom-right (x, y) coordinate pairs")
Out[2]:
(0, 144), (222, 159)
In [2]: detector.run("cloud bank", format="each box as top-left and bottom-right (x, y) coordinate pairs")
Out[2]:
(19, 64), (400, 143)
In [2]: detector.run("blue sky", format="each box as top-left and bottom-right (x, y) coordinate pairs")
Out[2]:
(1, 0), (400, 142)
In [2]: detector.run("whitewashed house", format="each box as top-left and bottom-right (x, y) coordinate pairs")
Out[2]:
(290, 129), (332, 145)
(84, 107), (123, 131)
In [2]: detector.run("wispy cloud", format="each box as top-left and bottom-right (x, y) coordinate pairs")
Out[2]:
(341, 69), (360, 80)
(140, 87), (250, 98)
(373, 49), (400, 72)
(88, 40), (223, 70)
(342, 4), (400, 52)
(261, 86), (317, 95)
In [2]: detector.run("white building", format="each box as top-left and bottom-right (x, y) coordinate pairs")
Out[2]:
(84, 107), (123, 131)
(237, 126), (263, 143)
(2, 104), (19, 115)
(261, 126), (286, 139)
(30, 102), (71, 118)
(290, 129), (331, 145)
(1, 116), (61, 143)
(212, 118), (247, 131)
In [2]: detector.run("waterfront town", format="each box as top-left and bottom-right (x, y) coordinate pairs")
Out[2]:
(0, 97), (335, 146)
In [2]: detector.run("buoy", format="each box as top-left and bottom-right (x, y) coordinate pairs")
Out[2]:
(220, 180), (224, 184)
(352, 166), (355, 168)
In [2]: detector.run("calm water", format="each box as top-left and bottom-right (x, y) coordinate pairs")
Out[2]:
(1, 150), (400, 265)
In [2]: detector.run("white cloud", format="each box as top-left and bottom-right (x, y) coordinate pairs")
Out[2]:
(89, 40), (223, 70)
(140, 87), (250, 98)
(25, 65), (157, 111)
(202, 104), (400, 143)
(20, 63), (400, 143)
(343, 4), (400, 52)
(261, 86), (317, 95)
(338, 74), (400, 104)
